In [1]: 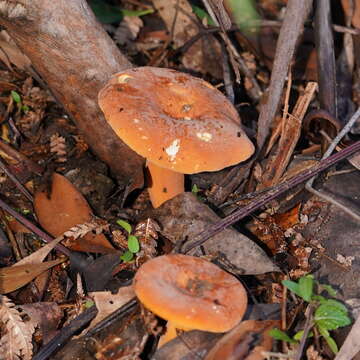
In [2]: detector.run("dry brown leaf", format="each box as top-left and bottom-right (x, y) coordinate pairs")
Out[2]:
(34, 173), (114, 253)
(0, 295), (35, 360)
(0, 258), (64, 294)
(87, 286), (135, 331)
(205, 320), (280, 360)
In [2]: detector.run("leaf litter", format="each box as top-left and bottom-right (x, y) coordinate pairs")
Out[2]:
(0, 0), (359, 359)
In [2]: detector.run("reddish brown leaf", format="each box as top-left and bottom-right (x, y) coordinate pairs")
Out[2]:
(34, 173), (114, 253)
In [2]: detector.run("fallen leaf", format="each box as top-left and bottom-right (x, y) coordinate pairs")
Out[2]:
(0, 295), (35, 360)
(34, 173), (114, 253)
(87, 286), (135, 331)
(0, 258), (64, 294)
(151, 193), (279, 275)
(205, 320), (280, 360)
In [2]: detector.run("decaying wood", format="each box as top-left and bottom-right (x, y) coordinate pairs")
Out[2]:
(0, 0), (144, 190)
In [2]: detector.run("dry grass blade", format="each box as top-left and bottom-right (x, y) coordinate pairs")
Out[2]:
(0, 295), (35, 360)
(0, 258), (64, 294)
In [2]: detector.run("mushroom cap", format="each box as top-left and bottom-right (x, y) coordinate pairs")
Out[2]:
(98, 67), (254, 174)
(133, 254), (248, 332)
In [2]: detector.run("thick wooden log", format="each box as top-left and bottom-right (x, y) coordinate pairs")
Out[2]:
(0, 0), (144, 190)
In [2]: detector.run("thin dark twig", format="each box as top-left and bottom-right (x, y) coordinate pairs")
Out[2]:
(183, 140), (360, 253)
(0, 157), (33, 202)
(0, 197), (71, 257)
(295, 304), (315, 360)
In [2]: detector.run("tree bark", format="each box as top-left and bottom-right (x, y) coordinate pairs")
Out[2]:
(0, 0), (144, 190)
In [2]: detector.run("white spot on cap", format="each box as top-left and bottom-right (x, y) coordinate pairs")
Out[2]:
(118, 74), (133, 83)
(165, 139), (180, 162)
(133, 119), (140, 124)
(196, 132), (212, 142)
(141, 136), (148, 140)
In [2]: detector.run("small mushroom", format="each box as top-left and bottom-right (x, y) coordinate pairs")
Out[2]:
(98, 67), (254, 208)
(133, 254), (248, 346)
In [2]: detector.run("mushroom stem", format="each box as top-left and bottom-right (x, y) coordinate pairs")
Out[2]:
(158, 321), (191, 348)
(158, 321), (178, 347)
(146, 161), (184, 208)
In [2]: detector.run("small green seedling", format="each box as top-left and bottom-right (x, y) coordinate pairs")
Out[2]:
(117, 219), (140, 262)
(11, 91), (29, 113)
(269, 275), (351, 354)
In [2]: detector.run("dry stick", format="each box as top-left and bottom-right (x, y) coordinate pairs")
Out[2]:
(257, 0), (313, 150)
(315, 0), (337, 118)
(183, 140), (360, 253)
(294, 304), (315, 360)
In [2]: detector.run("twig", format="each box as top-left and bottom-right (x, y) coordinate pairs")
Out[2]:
(257, 0), (313, 150)
(0, 197), (71, 257)
(294, 304), (315, 360)
(315, 0), (337, 118)
(33, 305), (98, 360)
(183, 140), (360, 253)
(305, 108), (360, 220)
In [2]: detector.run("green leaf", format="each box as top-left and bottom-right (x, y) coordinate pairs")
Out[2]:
(121, 8), (154, 17)
(191, 5), (216, 26)
(298, 275), (314, 302)
(319, 283), (337, 297)
(117, 219), (132, 234)
(311, 295), (327, 303)
(21, 105), (29, 113)
(317, 326), (339, 353)
(192, 184), (200, 194)
(314, 303), (351, 330)
(225, 0), (260, 35)
(128, 235), (140, 253)
(84, 300), (95, 308)
(323, 335), (339, 354)
(293, 330), (314, 341)
(282, 280), (302, 299)
(268, 328), (297, 344)
(120, 250), (134, 262)
(11, 90), (21, 104)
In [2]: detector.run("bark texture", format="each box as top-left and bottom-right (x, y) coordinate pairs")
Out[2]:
(0, 0), (144, 189)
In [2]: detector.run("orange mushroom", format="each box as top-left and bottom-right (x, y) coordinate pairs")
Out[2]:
(98, 67), (254, 208)
(133, 254), (248, 346)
